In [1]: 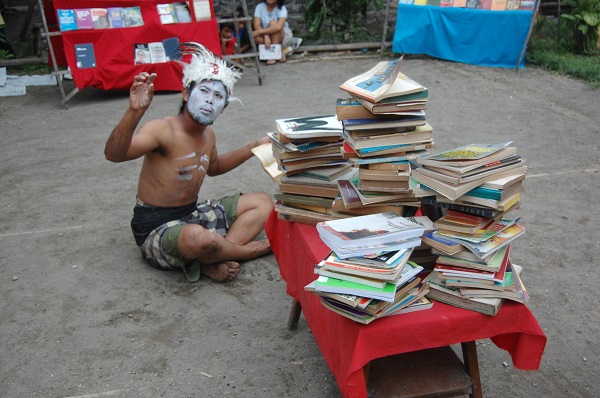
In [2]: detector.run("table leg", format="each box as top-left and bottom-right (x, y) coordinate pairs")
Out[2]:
(461, 341), (483, 398)
(287, 299), (302, 331)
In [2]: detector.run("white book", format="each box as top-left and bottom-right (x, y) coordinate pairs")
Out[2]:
(148, 42), (167, 63)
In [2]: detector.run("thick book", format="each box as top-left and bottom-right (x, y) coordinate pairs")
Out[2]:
(417, 157), (526, 184)
(344, 123), (433, 150)
(274, 192), (334, 208)
(57, 9), (78, 31)
(336, 98), (427, 120)
(460, 263), (529, 303)
(420, 196), (502, 218)
(74, 43), (96, 68)
(353, 91), (428, 114)
(297, 164), (352, 181)
(441, 224), (525, 260)
(314, 261), (423, 302)
(412, 164), (527, 201)
(340, 57), (426, 103)
(74, 8), (94, 30)
(424, 272), (503, 316)
(107, 7), (124, 28)
(122, 6), (144, 27)
(317, 212), (425, 250)
(276, 115), (343, 140)
(341, 112), (426, 131)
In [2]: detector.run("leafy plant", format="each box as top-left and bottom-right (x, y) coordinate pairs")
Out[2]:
(302, 0), (385, 43)
(561, 0), (600, 54)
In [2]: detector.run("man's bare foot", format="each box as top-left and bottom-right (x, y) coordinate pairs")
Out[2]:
(245, 238), (272, 259)
(200, 261), (240, 282)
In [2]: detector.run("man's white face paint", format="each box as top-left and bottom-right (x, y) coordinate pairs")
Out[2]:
(186, 80), (228, 125)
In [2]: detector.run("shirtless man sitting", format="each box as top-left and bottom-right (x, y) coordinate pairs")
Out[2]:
(105, 43), (273, 283)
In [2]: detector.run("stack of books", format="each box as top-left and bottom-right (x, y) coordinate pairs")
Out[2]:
(265, 115), (355, 225)
(411, 142), (530, 315)
(412, 142), (527, 202)
(303, 212), (434, 324)
(337, 56), (434, 161)
(332, 57), (436, 218)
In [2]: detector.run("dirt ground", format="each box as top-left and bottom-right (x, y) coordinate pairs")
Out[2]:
(1, 49), (600, 398)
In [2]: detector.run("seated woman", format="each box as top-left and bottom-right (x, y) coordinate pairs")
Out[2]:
(253, 0), (293, 64)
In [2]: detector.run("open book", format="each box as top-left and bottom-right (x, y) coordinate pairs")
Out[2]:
(339, 56), (426, 103)
(251, 142), (283, 182)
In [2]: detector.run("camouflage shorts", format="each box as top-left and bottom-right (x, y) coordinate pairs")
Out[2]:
(139, 194), (240, 280)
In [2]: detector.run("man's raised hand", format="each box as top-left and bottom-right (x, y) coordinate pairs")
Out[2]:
(130, 72), (157, 111)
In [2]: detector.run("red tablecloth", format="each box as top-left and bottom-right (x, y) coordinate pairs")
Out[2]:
(265, 211), (546, 398)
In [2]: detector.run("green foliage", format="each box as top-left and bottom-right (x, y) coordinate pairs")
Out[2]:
(0, 31), (14, 60)
(561, 0), (600, 53)
(302, 0), (385, 43)
(527, 15), (600, 88)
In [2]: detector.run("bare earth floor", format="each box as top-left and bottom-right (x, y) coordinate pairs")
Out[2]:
(1, 54), (599, 397)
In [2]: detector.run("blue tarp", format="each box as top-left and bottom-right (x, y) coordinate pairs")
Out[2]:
(392, 5), (534, 68)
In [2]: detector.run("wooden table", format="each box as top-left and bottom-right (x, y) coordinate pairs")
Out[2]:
(265, 211), (547, 398)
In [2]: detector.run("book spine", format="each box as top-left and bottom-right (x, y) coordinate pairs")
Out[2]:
(421, 196), (497, 218)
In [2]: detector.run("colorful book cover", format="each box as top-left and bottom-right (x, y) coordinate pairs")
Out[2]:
(134, 43), (151, 65)
(74, 8), (94, 30)
(506, 0), (521, 9)
(91, 8), (110, 29)
(122, 6), (144, 27)
(57, 9), (77, 31)
(490, 0), (507, 10)
(107, 7), (123, 28)
(156, 3), (179, 24)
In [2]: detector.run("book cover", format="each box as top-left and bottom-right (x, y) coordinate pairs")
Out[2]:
(478, 0), (493, 9)
(466, 0), (479, 7)
(490, 0), (508, 9)
(413, 0), (428, 5)
(122, 6), (144, 27)
(174, 2), (192, 23)
(276, 115), (343, 140)
(57, 9), (78, 32)
(418, 143), (513, 165)
(74, 43), (96, 68)
(505, 0), (521, 10)
(453, 0), (468, 6)
(156, 3), (179, 24)
(74, 9), (94, 30)
(162, 37), (181, 61)
(148, 42), (167, 63)
(107, 7), (123, 28)
(316, 212), (425, 250)
(259, 44), (282, 61)
(518, 0), (534, 9)
(134, 43), (151, 65)
(192, 0), (212, 21)
(91, 8), (110, 29)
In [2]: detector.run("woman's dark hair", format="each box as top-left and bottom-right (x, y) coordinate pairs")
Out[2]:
(260, 0), (285, 8)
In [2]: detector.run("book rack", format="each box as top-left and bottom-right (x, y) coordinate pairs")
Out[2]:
(39, 0), (225, 108)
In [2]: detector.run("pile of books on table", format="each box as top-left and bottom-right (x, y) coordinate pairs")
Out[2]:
(334, 56), (435, 218)
(304, 212), (434, 324)
(412, 142), (530, 316)
(260, 114), (356, 225)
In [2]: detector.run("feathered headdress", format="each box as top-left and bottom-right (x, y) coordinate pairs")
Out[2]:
(177, 42), (242, 100)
